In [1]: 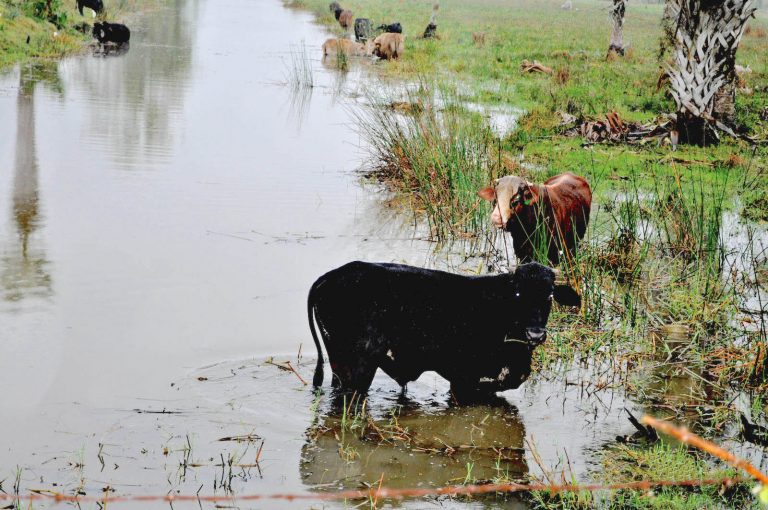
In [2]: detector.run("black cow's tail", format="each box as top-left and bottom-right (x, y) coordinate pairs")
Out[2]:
(307, 279), (325, 388)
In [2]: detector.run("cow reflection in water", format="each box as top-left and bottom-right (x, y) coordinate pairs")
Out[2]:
(92, 41), (131, 57)
(300, 385), (529, 492)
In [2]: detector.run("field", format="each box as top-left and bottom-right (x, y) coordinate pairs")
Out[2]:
(295, 0), (768, 507)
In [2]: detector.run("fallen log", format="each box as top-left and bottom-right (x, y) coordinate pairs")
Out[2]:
(520, 59), (553, 75)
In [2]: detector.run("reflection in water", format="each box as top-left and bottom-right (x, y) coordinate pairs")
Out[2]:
(1, 64), (58, 304)
(73, 0), (200, 169)
(91, 42), (131, 58)
(301, 394), (528, 491)
(285, 83), (314, 130)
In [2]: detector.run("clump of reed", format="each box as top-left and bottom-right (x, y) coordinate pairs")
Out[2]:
(285, 41), (314, 90)
(355, 83), (499, 241)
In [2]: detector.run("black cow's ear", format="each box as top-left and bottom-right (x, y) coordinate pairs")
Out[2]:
(553, 285), (581, 307)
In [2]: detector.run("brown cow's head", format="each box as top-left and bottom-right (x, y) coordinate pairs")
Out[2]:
(477, 176), (537, 229)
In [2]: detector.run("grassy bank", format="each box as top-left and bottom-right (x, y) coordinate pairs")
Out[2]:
(0, 0), (154, 69)
(298, 0), (767, 231)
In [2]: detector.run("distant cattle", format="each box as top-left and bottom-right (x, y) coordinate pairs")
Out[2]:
(372, 32), (404, 60)
(92, 21), (130, 44)
(354, 18), (373, 41)
(478, 173), (592, 265)
(322, 38), (370, 56)
(308, 261), (580, 400)
(337, 9), (354, 29)
(378, 22), (402, 34)
(328, 1), (341, 14)
(77, 0), (103, 16)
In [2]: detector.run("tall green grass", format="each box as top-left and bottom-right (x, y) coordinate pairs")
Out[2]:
(356, 84), (499, 242)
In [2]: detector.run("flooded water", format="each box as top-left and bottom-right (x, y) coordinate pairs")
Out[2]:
(0, 0), (728, 508)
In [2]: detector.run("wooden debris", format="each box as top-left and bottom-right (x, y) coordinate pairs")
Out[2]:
(556, 110), (578, 127)
(616, 408), (659, 444)
(563, 111), (675, 144)
(520, 59), (553, 75)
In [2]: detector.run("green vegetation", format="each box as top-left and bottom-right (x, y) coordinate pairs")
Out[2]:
(0, 0), (158, 69)
(296, 0), (768, 507)
(526, 443), (753, 509)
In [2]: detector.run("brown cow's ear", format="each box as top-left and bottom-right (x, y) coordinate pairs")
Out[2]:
(477, 187), (496, 201)
(553, 285), (580, 307)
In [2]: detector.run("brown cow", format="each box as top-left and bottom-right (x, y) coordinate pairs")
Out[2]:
(478, 173), (591, 265)
(338, 9), (354, 29)
(372, 33), (405, 60)
(322, 38), (371, 56)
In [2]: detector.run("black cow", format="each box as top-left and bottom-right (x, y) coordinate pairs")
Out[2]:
(308, 261), (579, 399)
(92, 22), (130, 44)
(378, 22), (402, 34)
(354, 18), (372, 42)
(77, 0), (103, 16)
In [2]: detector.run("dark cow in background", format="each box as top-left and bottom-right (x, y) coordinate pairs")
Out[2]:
(93, 21), (130, 44)
(354, 18), (373, 42)
(378, 22), (402, 34)
(423, 1), (439, 38)
(478, 172), (592, 266)
(328, 1), (341, 14)
(337, 9), (354, 29)
(308, 261), (580, 400)
(77, 0), (103, 15)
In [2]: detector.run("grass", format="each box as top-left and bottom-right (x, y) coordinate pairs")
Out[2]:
(355, 84), (497, 242)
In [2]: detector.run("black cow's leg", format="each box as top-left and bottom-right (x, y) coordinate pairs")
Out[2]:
(378, 356), (410, 389)
(330, 356), (377, 393)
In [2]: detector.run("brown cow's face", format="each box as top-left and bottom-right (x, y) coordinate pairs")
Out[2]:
(478, 176), (534, 229)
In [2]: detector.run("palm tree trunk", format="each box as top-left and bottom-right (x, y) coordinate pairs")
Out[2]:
(608, 0), (627, 56)
(663, 0), (755, 145)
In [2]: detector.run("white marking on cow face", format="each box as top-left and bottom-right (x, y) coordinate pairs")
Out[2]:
(386, 349), (395, 361)
(479, 377), (495, 383)
(492, 176), (528, 228)
(497, 367), (510, 382)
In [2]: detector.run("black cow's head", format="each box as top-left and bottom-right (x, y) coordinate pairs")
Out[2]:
(508, 262), (580, 345)
(92, 22), (104, 41)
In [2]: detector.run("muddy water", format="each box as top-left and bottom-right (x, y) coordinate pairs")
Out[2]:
(0, 0), (641, 507)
